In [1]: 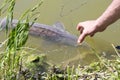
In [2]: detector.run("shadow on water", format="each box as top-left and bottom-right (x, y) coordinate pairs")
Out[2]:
(25, 34), (115, 66)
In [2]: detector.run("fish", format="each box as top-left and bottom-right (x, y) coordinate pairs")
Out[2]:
(0, 18), (88, 47)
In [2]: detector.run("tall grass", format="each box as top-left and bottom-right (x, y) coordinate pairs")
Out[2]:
(0, 0), (43, 80)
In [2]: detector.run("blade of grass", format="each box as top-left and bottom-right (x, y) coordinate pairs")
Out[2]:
(112, 44), (120, 58)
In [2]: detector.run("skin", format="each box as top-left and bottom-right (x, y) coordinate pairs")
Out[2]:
(77, 0), (120, 43)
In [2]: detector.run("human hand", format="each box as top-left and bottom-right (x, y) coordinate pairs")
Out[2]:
(77, 20), (106, 43)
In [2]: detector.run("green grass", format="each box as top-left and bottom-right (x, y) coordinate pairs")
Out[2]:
(44, 51), (120, 80)
(0, 0), (43, 80)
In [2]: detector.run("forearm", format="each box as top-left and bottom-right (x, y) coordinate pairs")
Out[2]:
(96, 0), (120, 30)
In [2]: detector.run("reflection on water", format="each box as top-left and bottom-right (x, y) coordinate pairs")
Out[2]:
(0, 0), (118, 65)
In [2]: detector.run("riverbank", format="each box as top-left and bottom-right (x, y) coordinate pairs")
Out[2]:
(8, 50), (120, 80)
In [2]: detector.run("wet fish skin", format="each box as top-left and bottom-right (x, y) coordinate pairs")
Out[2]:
(0, 18), (80, 46)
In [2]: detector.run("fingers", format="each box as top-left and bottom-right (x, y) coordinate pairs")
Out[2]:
(77, 23), (85, 43)
(77, 32), (87, 43)
(77, 24), (84, 34)
(77, 23), (83, 30)
(90, 33), (95, 37)
(79, 27), (84, 34)
(76, 20), (97, 43)
(77, 25), (82, 31)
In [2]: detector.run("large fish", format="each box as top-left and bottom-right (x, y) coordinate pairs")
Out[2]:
(0, 18), (88, 47)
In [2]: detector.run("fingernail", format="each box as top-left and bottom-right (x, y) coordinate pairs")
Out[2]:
(77, 40), (80, 43)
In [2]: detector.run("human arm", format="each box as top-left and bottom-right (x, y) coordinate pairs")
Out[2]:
(77, 0), (120, 43)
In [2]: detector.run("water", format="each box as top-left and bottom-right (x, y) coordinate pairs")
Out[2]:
(0, 0), (119, 65)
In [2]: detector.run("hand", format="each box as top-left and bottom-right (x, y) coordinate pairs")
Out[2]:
(77, 20), (106, 43)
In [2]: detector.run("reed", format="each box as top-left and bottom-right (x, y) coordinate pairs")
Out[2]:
(0, 0), (43, 80)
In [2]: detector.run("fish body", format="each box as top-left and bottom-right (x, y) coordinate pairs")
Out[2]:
(29, 22), (78, 46)
(0, 18), (84, 47)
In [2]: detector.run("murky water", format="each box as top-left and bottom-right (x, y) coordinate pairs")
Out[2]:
(0, 0), (119, 65)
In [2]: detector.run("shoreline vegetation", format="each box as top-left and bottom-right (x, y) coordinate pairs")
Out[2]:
(0, 0), (120, 80)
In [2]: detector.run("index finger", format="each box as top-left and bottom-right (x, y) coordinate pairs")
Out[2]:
(77, 32), (87, 43)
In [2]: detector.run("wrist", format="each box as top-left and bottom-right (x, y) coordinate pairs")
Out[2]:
(95, 19), (107, 32)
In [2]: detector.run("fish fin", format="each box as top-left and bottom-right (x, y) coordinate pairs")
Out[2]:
(53, 21), (65, 31)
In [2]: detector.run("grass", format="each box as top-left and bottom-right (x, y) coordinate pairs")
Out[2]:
(43, 48), (120, 80)
(0, 0), (120, 80)
(19, 53), (120, 80)
(0, 0), (43, 80)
